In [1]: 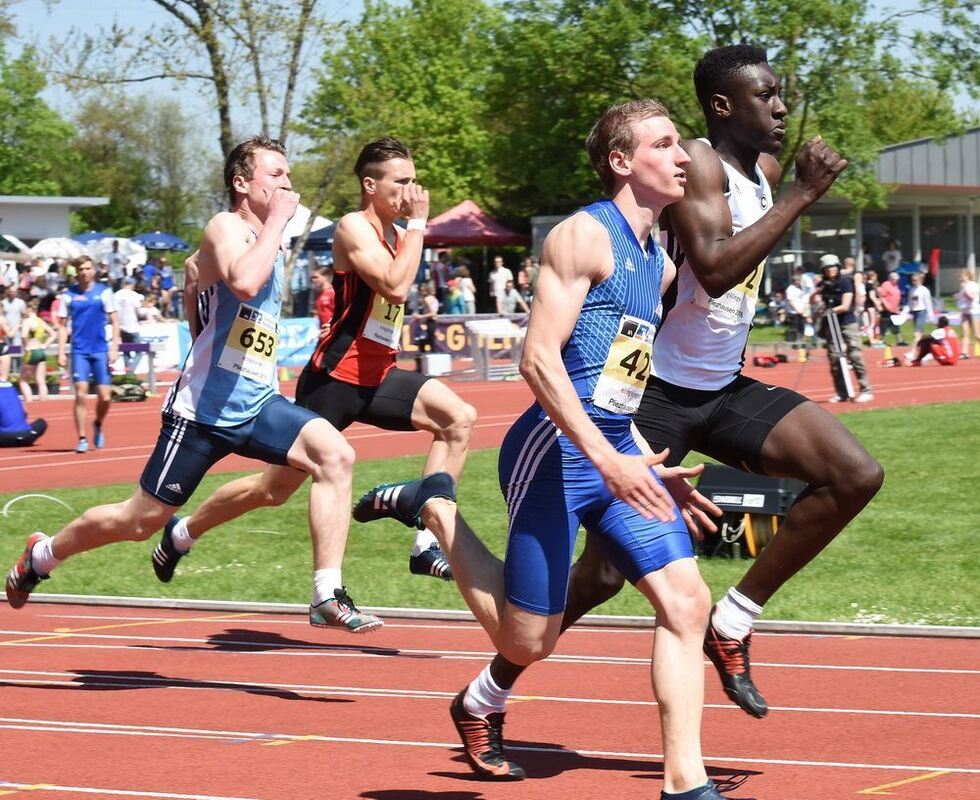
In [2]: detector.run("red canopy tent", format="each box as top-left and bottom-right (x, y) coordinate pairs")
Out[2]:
(424, 200), (529, 246)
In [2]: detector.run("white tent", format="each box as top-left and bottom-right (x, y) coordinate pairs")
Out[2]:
(283, 203), (331, 247)
(29, 237), (87, 260)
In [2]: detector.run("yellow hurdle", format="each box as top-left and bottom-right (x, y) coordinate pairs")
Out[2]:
(278, 366), (291, 381)
(973, 341), (980, 357)
(797, 347), (807, 363)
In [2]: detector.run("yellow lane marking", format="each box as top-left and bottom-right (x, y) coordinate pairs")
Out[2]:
(0, 784), (50, 795)
(858, 770), (950, 795)
(261, 735), (323, 747)
(0, 612), (256, 645)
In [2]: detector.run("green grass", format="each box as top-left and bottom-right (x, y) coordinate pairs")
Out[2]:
(2, 401), (978, 626)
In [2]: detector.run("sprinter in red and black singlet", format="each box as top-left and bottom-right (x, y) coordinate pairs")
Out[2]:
(309, 222), (403, 386)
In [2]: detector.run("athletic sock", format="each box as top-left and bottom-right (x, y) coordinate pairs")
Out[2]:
(463, 663), (511, 719)
(712, 587), (764, 641)
(411, 527), (439, 557)
(30, 535), (61, 576)
(312, 568), (343, 607)
(661, 780), (716, 799)
(169, 518), (194, 554)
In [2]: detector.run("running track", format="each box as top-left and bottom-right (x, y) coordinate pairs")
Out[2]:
(3, 353), (980, 493)
(2, 355), (979, 798)
(0, 601), (977, 799)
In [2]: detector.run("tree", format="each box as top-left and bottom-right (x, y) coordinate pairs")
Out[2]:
(43, 0), (327, 157)
(300, 0), (504, 219)
(61, 94), (218, 237)
(0, 44), (77, 196)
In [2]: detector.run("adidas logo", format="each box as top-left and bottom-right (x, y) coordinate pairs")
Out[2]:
(624, 257), (636, 272)
(165, 482), (183, 493)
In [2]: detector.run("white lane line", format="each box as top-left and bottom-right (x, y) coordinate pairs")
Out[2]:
(0, 717), (977, 775)
(0, 781), (261, 800)
(2, 670), (976, 720)
(2, 629), (978, 675)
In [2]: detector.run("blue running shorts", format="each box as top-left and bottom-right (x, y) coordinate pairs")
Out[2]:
(499, 405), (693, 616)
(140, 394), (319, 507)
(71, 351), (112, 386)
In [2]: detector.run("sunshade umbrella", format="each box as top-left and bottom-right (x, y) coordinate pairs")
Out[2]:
(29, 237), (87, 260)
(84, 237), (147, 266)
(73, 231), (118, 244)
(131, 231), (191, 251)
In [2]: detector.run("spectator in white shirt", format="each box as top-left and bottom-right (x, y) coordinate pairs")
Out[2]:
(903, 272), (933, 351)
(114, 277), (144, 374)
(954, 269), (980, 359)
(487, 255), (513, 314)
(500, 279), (529, 314)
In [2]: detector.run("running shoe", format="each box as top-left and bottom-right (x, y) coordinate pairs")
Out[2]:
(151, 516), (186, 583)
(828, 395), (844, 404)
(856, 391), (874, 403)
(703, 613), (768, 718)
(6, 532), (50, 609)
(661, 779), (728, 799)
(450, 689), (525, 781)
(353, 472), (456, 528)
(93, 423), (105, 449)
(309, 587), (383, 633)
(409, 543), (453, 581)
(76, 438), (89, 453)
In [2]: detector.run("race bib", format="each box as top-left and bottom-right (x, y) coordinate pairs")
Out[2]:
(362, 293), (404, 349)
(694, 261), (764, 326)
(217, 303), (279, 384)
(593, 314), (656, 415)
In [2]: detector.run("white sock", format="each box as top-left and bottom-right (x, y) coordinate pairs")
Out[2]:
(412, 527), (438, 557)
(312, 568), (343, 606)
(31, 535), (61, 576)
(712, 587), (764, 641)
(169, 518), (194, 553)
(463, 664), (511, 719)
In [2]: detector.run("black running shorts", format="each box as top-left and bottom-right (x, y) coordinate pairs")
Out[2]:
(295, 367), (429, 433)
(633, 375), (809, 474)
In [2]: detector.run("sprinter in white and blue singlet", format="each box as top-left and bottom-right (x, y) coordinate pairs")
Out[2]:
(352, 101), (730, 799)
(6, 137), (361, 632)
(470, 46), (885, 738)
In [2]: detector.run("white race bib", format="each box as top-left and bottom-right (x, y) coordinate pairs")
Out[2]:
(593, 314), (656, 415)
(217, 303), (279, 384)
(362, 293), (404, 349)
(694, 261), (764, 326)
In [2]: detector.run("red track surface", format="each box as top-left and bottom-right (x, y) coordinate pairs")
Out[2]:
(3, 352), (980, 493)
(0, 602), (977, 799)
(2, 355), (980, 798)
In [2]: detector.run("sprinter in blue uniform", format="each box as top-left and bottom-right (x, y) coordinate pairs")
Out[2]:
(6, 136), (364, 632)
(354, 101), (728, 799)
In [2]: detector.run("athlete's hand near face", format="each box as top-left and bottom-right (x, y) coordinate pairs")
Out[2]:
(268, 187), (301, 222)
(399, 182), (429, 221)
(793, 136), (847, 202)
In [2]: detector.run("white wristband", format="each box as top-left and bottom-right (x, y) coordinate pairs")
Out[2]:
(406, 218), (426, 231)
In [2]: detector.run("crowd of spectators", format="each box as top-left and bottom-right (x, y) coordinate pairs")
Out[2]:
(0, 246), (183, 402)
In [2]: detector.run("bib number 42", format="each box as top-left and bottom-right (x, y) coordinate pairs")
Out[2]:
(619, 348), (650, 382)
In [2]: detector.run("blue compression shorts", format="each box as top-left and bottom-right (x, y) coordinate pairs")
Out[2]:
(498, 404), (694, 616)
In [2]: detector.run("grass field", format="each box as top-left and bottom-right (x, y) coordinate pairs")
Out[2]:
(2, 401), (977, 627)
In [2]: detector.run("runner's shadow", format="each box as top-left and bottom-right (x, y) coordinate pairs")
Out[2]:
(362, 792), (485, 799)
(0, 669), (349, 704)
(132, 628), (434, 659)
(437, 740), (760, 788)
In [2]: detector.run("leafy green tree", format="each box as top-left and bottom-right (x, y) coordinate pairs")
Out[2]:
(62, 94), (217, 237)
(301, 0), (504, 218)
(0, 44), (77, 195)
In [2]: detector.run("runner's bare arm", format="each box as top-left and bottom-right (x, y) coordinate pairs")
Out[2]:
(660, 249), (677, 295)
(202, 188), (299, 300)
(335, 184), (430, 304)
(665, 137), (846, 297)
(521, 213), (675, 521)
(107, 309), (120, 364)
(183, 250), (200, 338)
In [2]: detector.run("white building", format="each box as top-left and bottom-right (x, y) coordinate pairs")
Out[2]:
(0, 195), (110, 245)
